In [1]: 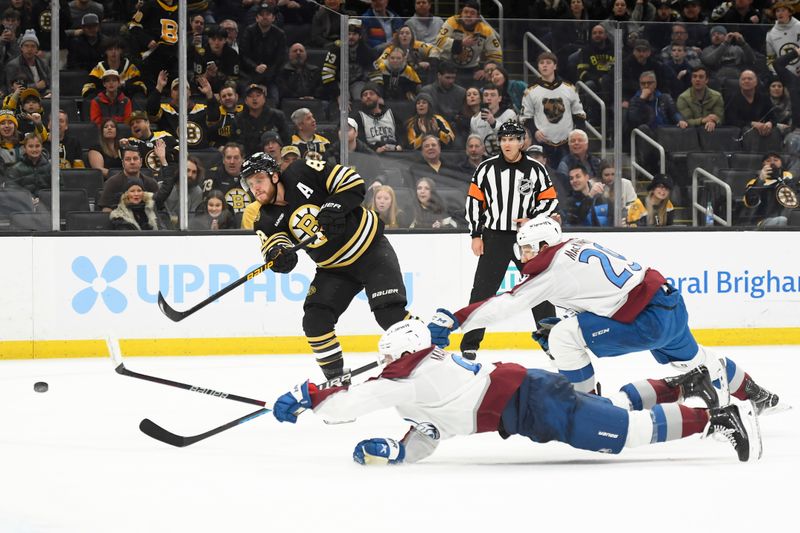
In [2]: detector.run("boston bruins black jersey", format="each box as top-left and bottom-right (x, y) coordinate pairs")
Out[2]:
(202, 167), (252, 214)
(243, 158), (381, 269)
(128, 0), (179, 58)
(148, 101), (210, 149)
(126, 131), (179, 174)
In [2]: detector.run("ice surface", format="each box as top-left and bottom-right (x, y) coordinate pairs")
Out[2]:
(1, 346), (797, 532)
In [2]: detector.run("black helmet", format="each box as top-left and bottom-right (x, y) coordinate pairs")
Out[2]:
(497, 120), (525, 140)
(240, 152), (279, 182)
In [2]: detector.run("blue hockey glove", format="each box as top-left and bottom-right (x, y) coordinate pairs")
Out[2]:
(532, 317), (561, 355)
(265, 243), (298, 274)
(353, 438), (406, 466)
(427, 308), (459, 348)
(316, 201), (347, 236)
(273, 380), (314, 423)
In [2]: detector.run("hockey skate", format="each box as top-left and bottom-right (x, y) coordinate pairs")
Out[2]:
(663, 365), (718, 408)
(703, 398), (762, 462)
(744, 378), (789, 416)
(461, 350), (477, 361)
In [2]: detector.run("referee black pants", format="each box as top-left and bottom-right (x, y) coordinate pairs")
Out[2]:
(460, 228), (555, 352)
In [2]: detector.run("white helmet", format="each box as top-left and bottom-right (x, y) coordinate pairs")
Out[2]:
(516, 216), (562, 253)
(378, 320), (431, 359)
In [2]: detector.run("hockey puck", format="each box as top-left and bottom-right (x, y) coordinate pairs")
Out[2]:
(33, 381), (48, 393)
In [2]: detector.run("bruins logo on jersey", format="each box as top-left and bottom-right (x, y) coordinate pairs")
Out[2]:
(144, 149), (161, 171)
(543, 98), (566, 124)
(483, 132), (499, 156)
(290, 204), (327, 248)
(38, 10), (51, 31)
(187, 121), (203, 146)
(225, 187), (252, 213)
(779, 42), (800, 66)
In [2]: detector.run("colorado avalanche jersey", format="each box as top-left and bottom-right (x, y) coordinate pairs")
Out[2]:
(457, 238), (667, 332)
(312, 347), (526, 444)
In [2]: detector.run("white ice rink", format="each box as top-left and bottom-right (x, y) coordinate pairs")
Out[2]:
(1, 346), (797, 533)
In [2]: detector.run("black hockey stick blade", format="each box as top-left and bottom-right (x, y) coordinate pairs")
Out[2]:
(156, 232), (322, 322)
(139, 408), (272, 448)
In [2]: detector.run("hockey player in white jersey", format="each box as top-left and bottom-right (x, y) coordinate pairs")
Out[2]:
(272, 320), (762, 463)
(427, 216), (784, 416)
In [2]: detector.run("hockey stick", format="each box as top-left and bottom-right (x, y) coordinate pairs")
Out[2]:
(156, 232), (322, 322)
(138, 361), (384, 447)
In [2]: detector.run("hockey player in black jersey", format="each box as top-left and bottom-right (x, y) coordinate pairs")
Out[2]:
(240, 152), (413, 380)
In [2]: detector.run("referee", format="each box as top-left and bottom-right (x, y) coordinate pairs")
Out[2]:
(462, 120), (560, 358)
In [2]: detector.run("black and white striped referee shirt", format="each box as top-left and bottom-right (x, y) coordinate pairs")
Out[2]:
(465, 153), (558, 237)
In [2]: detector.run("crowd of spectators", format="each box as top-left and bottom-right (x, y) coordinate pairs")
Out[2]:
(0, 0), (797, 230)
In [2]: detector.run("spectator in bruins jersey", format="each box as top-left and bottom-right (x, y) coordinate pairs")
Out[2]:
(28, 0), (70, 67)
(66, 13), (106, 70)
(289, 108), (330, 159)
(577, 25), (615, 107)
(0, 110), (22, 167)
(190, 27), (240, 95)
(240, 152), (413, 381)
(405, 92), (455, 150)
(374, 25), (440, 81)
(351, 82), (403, 153)
(202, 142), (251, 215)
(147, 71), (210, 150)
(2, 87), (48, 142)
(98, 145), (162, 212)
(201, 79), (242, 148)
(120, 110), (178, 175)
(519, 52), (587, 168)
(239, 4), (288, 106)
(89, 70), (133, 126)
(276, 43), (324, 103)
(233, 83), (291, 157)
(82, 39), (147, 102)
(53, 110), (85, 169)
(320, 18), (379, 105)
(127, 0), (180, 85)
(434, 0), (503, 84)
(368, 47), (422, 102)
(626, 173), (676, 227)
(4, 30), (50, 96)
(743, 152), (797, 227)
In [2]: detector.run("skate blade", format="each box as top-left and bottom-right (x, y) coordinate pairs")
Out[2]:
(760, 402), (792, 417)
(323, 418), (355, 425)
(736, 399), (763, 462)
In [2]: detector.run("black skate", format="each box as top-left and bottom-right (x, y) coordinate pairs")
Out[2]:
(704, 399), (762, 462)
(744, 379), (784, 416)
(461, 350), (477, 361)
(664, 365), (718, 408)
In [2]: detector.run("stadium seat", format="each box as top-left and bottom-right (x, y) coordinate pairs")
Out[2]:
(189, 148), (222, 171)
(59, 70), (90, 97)
(741, 128), (783, 154)
(656, 126), (701, 190)
(38, 189), (91, 223)
(697, 127), (741, 153)
(60, 169), (104, 208)
(385, 100), (415, 128)
(41, 98), (81, 123)
(789, 210), (800, 227)
(730, 152), (766, 170)
(10, 212), (52, 231)
(280, 98), (327, 122)
(66, 211), (113, 231)
(0, 189), (34, 226)
(306, 48), (328, 69)
(687, 152), (729, 178)
(718, 168), (757, 224)
(69, 122), (102, 149)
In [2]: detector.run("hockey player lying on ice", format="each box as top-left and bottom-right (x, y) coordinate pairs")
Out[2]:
(273, 320), (762, 464)
(427, 216), (785, 416)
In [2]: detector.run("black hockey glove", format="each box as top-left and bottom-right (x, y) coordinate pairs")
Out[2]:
(265, 243), (298, 274)
(316, 202), (347, 236)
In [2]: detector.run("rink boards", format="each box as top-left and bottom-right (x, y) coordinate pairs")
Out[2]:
(1, 231), (800, 358)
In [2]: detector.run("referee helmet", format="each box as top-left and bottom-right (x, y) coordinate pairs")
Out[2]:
(497, 120), (526, 141)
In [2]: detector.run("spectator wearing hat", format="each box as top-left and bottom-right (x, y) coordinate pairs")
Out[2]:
(2, 86), (48, 142)
(234, 83), (291, 156)
(626, 173), (676, 227)
(647, 0), (680, 50)
(190, 27), (240, 95)
(351, 82), (403, 153)
(202, 142), (252, 215)
(89, 69), (132, 126)
(677, 0), (710, 48)
(743, 151), (796, 226)
(406, 0), (444, 44)
(109, 176), (164, 230)
(5, 132), (50, 199)
(67, 0), (104, 31)
(67, 12), (106, 70)
(622, 39), (668, 101)
(0, 8), (21, 65)
(0, 109), (22, 167)
(405, 92), (455, 150)
(98, 144), (163, 212)
(203, 80), (243, 148)
(147, 70), (211, 149)
(82, 38), (147, 102)
(289, 107), (330, 158)
(435, 0), (503, 84)
(53, 109), (85, 169)
(239, 4), (288, 105)
(766, 1), (800, 77)
(320, 17), (380, 104)
(261, 130), (283, 160)
(700, 25), (756, 87)
(279, 144), (301, 171)
(277, 43), (324, 103)
(710, 0), (765, 51)
(326, 117), (375, 165)
(361, 0), (404, 51)
(4, 29), (50, 96)
(120, 110), (179, 174)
